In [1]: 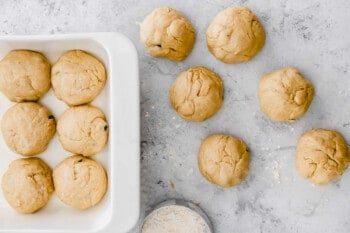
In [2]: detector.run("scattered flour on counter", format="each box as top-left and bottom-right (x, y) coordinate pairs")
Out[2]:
(141, 205), (209, 233)
(272, 161), (280, 183)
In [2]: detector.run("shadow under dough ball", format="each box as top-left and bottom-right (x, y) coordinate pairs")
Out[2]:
(51, 50), (106, 106)
(206, 7), (265, 64)
(198, 134), (250, 188)
(57, 105), (108, 156)
(140, 7), (196, 61)
(1, 158), (54, 214)
(53, 155), (108, 210)
(170, 66), (223, 122)
(258, 67), (315, 122)
(1, 102), (56, 156)
(296, 128), (349, 185)
(0, 50), (51, 102)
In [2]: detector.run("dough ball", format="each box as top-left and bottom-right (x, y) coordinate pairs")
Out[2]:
(1, 102), (56, 156)
(170, 66), (223, 122)
(53, 155), (108, 210)
(140, 7), (196, 61)
(0, 50), (51, 102)
(198, 134), (250, 187)
(258, 67), (315, 122)
(57, 105), (108, 156)
(206, 7), (265, 63)
(1, 158), (54, 213)
(51, 50), (106, 106)
(296, 129), (349, 185)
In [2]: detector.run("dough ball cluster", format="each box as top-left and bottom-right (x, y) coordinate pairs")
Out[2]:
(1, 102), (56, 156)
(0, 50), (51, 102)
(198, 134), (250, 187)
(1, 158), (54, 214)
(296, 129), (349, 185)
(51, 50), (106, 106)
(170, 66), (223, 122)
(258, 67), (315, 122)
(140, 7), (196, 61)
(53, 155), (107, 210)
(0, 49), (109, 213)
(206, 7), (265, 63)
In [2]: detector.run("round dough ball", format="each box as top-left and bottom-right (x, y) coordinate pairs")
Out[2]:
(206, 7), (265, 63)
(296, 129), (349, 185)
(51, 50), (106, 106)
(1, 102), (56, 156)
(258, 67), (315, 122)
(140, 7), (196, 61)
(198, 134), (250, 187)
(0, 50), (51, 102)
(170, 66), (223, 122)
(1, 158), (54, 213)
(53, 155), (108, 210)
(57, 105), (108, 156)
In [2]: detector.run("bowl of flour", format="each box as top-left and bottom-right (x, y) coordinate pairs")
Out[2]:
(141, 199), (213, 233)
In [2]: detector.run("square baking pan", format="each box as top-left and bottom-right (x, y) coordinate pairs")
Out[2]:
(0, 33), (140, 233)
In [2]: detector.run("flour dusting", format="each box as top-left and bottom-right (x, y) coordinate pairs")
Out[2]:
(142, 205), (209, 233)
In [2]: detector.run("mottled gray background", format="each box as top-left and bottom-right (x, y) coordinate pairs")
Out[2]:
(1, 0), (350, 232)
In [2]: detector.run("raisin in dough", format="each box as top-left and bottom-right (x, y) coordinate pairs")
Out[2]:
(51, 50), (106, 106)
(1, 102), (56, 156)
(206, 7), (265, 63)
(258, 67), (315, 122)
(170, 66), (223, 122)
(0, 50), (51, 102)
(140, 7), (196, 61)
(53, 155), (107, 210)
(296, 129), (349, 185)
(57, 105), (108, 156)
(1, 158), (54, 213)
(198, 134), (250, 187)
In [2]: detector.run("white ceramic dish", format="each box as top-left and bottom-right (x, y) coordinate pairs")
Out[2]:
(0, 33), (140, 233)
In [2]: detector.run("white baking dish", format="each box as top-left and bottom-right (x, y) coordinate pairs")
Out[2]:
(0, 33), (140, 233)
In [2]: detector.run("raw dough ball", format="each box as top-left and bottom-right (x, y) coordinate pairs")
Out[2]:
(170, 66), (223, 122)
(198, 134), (250, 187)
(51, 50), (106, 106)
(140, 7), (196, 61)
(53, 155), (108, 210)
(57, 105), (108, 156)
(258, 67), (315, 122)
(296, 129), (349, 185)
(1, 102), (56, 156)
(0, 50), (51, 102)
(206, 7), (265, 63)
(1, 158), (54, 213)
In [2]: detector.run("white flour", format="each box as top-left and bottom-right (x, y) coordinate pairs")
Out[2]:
(141, 205), (209, 233)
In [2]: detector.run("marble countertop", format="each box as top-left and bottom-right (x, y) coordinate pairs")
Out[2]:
(1, 0), (350, 232)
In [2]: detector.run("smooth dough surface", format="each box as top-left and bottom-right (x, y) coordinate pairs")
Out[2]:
(51, 50), (106, 106)
(140, 7), (196, 61)
(0, 50), (51, 102)
(1, 102), (56, 156)
(170, 66), (223, 122)
(57, 105), (108, 156)
(206, 7), (265, 63)
(53, 155), (107, 210)
(198, 134), (250, 187)
(1, 158), (54, 213)
(296, 129), (349, 185)
(258, 67), (315, 122)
